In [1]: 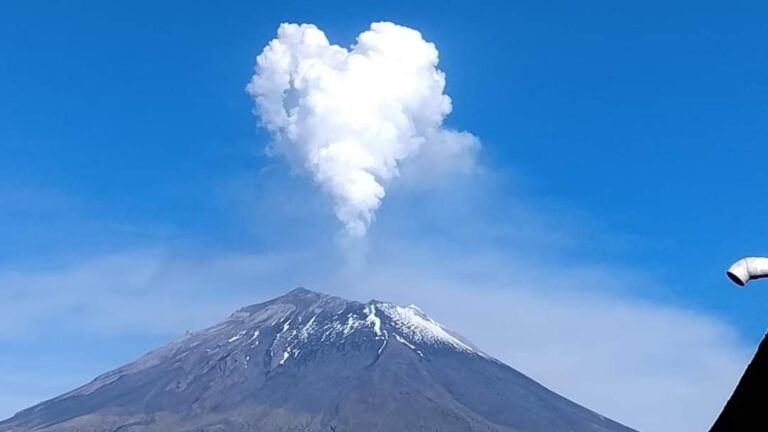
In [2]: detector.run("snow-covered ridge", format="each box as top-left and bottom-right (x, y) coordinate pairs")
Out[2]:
(220, 292), (487, 364)
(376, 303), (480, 354)
(65, 290), (487, 398)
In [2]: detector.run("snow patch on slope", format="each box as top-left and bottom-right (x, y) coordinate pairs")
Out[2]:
(364, 304), (383, 337)
(207, 292), (487, 369)
(378, 303), (482, 355)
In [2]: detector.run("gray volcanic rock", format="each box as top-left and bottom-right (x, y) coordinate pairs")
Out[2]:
(0, 288), (637, 432)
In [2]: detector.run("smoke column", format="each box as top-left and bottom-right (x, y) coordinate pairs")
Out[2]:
(247, 22), (478, 236)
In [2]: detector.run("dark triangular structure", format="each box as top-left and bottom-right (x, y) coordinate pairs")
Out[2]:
(710, 333), (768, 431)
(0, 288), (637, 432)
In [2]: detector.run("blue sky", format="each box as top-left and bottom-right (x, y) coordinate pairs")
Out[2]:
(1, 1), (767, 431)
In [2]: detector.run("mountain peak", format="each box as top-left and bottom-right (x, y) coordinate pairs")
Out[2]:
(273, 286), (328, 303)
(232, 289), (481, 361)
(234, 287), (344, 316)
(284, 286), (318, 297)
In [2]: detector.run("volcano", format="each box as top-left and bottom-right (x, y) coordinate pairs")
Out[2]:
(0, 288), (636, 432)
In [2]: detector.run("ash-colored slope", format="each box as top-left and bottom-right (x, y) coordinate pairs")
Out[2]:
(0, 288), (636, 432)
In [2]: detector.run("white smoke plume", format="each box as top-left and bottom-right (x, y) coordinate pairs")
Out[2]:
(247, 22), (479, 236)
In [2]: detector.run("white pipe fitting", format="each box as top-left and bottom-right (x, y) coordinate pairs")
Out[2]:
(726, 257), (768, 286)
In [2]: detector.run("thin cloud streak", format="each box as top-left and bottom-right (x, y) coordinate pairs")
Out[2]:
(0, 242), (749, 431)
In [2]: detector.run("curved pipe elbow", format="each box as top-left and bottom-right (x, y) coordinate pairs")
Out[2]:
(727, 257), (768, 286)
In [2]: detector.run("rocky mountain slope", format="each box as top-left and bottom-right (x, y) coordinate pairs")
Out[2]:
(0, 288), (636, 432)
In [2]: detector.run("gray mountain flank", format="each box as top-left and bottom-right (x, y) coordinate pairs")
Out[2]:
(0, 288), (637, 432)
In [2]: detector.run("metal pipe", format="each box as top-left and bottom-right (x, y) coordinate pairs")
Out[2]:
(726, 257), (768, 286)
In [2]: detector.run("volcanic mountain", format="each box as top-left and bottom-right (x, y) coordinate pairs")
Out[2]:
(0, 288), (636, 432)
